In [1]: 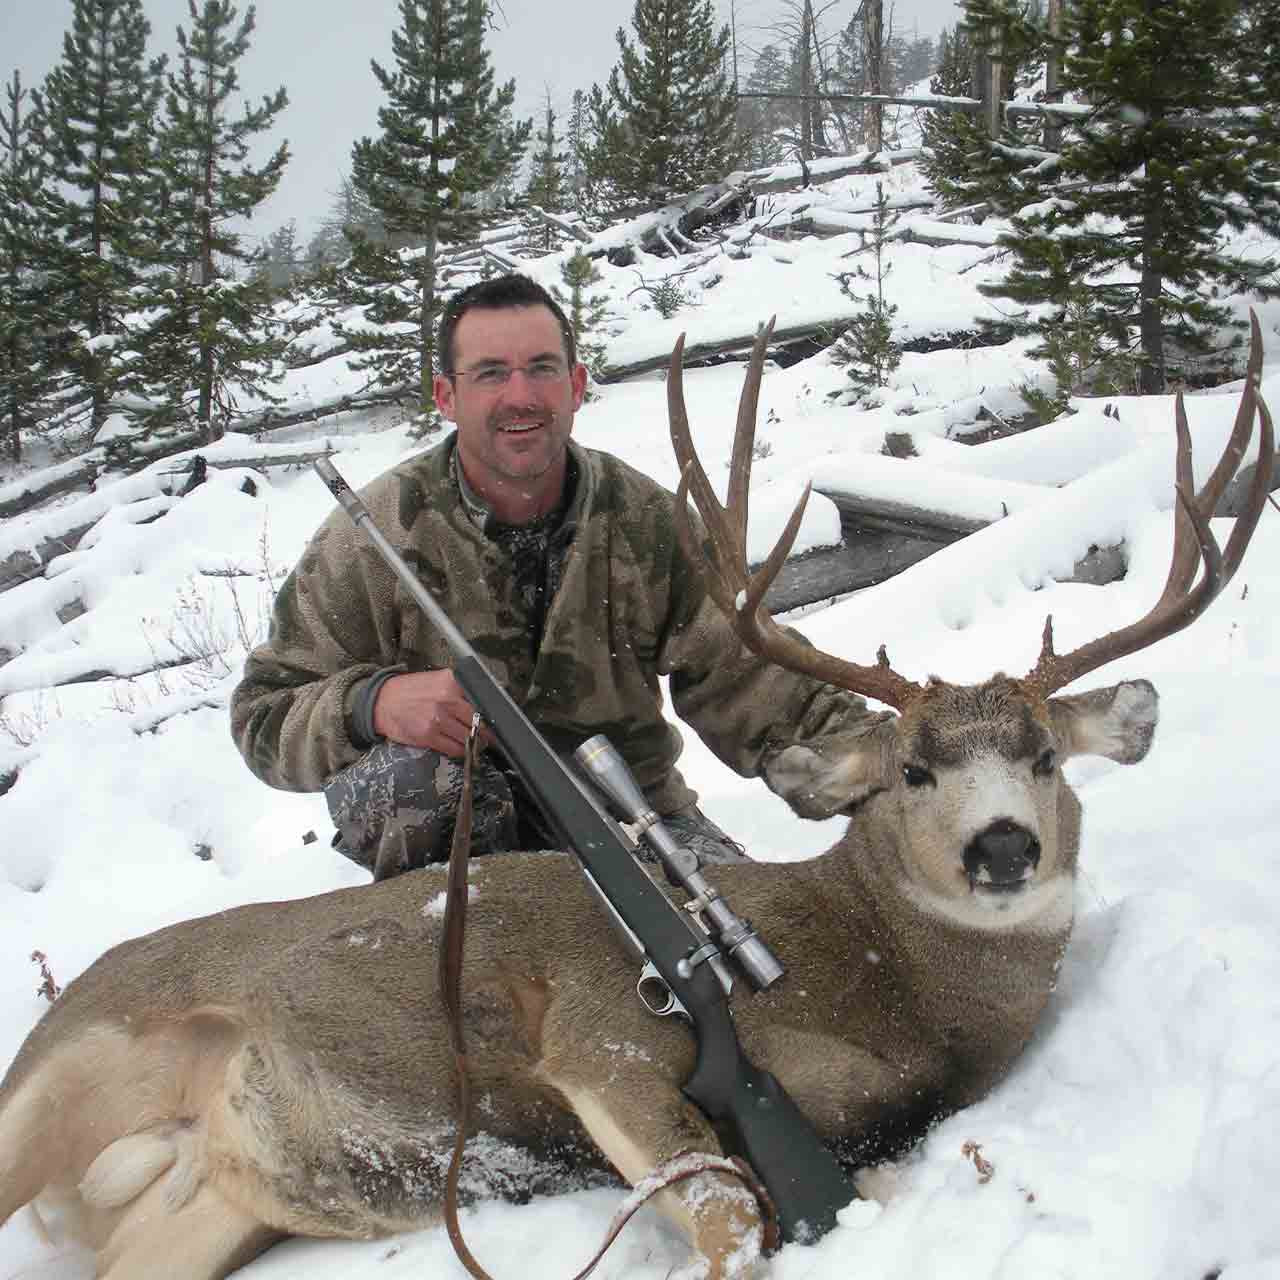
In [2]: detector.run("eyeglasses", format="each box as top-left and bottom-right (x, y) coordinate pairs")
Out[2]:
(444, 359), (569, 389)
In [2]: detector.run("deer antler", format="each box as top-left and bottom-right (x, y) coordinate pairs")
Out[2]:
(668, 318), (924, 711)
(1024, 309), (1274, 697)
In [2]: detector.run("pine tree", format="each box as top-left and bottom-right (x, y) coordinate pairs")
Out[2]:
(0, 72), (59, 463)
(340, 0), (530, 412)
(739, 44), (795, 167)
(482, 102), (527, 213)
(920, 3), (1052, 214)
(564, 89), (591, 219)
(143, 0), (290, 444)
(553, 250), (611, 392)
(829, 182), (902, 404)
(982, 0), (1280, 393)
(585, 0), (742, 207)
(261, 219), (302, 293)
(30, 0), (167, 438)
(897, 31), (937, 87)
(304, 173), (388, 270)
(524, 93), (569, 253)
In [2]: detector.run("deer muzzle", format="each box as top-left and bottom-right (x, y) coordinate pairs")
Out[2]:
(963, 820), (1042, 893)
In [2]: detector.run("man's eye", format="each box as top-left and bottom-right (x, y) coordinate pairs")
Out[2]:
(473, 367), (507, 386)
(529, 360), (563, 381)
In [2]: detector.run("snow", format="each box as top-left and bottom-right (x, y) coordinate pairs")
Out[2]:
(3, 155), (1280, 1280)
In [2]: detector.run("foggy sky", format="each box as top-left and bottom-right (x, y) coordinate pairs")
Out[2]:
(7, 0), (961, 245)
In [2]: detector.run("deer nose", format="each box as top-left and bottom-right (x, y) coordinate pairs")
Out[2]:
(963, 820), (1041, 890)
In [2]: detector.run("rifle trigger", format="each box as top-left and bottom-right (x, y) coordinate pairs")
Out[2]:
(636, 961), (685, 1018)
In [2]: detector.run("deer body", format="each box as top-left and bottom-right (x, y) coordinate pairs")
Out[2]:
(0, 315), (1269, 1279)
(0, 674), (1149, 1279)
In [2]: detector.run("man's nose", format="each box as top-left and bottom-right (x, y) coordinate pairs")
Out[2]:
(497, 369), (542, 407)
(504, 366), (541, 392)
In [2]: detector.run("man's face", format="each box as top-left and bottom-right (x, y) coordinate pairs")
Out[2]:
(433, 304), (588, 515)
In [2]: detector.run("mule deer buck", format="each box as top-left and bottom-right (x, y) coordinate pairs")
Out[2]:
(0, 317), (1272, 1280)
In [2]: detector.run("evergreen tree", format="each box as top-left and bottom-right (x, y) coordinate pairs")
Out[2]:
(830, 14), (868, 153)
(144, 0), (290, 443)
(983, 0), (1280, 393)
(553, 250), (610, 391)
(564, 89), (591, 218)
(830, 182), (902, 404)
(738, 43), (795, 167)
(785, 0), (831, 158)
(524, 92), (569, 253)
(30, 0), (167, 437)
(0, 72), (59, 462)
(895, 31), (937, 87)
(920, 2), (1051, 214)
(482, 102), (527, 212)
(340, 0), (530, 412)
(304, 172), (388, 270)
(585, 0), (741, 207)
(261, 219), (303, 292)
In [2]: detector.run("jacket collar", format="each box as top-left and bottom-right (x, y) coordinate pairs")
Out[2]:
(445, 435), (592, 544)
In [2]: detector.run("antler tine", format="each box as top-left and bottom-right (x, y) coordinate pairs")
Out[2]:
(1163, 310), (1264, 597)
(668, 332), (747, 592)
(1160, 391), (1201, 599)
(724, 319), (776, 548)
(667, 324), (924, 711)
(1026, 310), (1273, 698)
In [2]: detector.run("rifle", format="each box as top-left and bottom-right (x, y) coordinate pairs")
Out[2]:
(314, 456), (856, 1244)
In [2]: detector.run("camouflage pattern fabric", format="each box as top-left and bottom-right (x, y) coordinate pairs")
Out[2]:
(325, 740), (747, 881)
(231, 435), (885, 818)
(324, 742), (535, 880)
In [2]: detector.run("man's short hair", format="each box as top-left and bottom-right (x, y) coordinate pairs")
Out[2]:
(438, 274), (577, 374)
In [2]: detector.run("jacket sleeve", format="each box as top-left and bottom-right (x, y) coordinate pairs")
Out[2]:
(229, 512), (401, 792)
(656, 508), (891, 809)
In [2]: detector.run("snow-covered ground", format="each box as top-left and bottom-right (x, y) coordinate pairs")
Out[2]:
(3, 156), (1280, 1280)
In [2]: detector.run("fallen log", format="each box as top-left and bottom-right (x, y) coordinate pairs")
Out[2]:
(0, 452), (110, 521)
(761, 461), (1126, 613)
(0, 520), (99, 594)
(745, 149), (921, 195)
(599, 321), (835, 382)
(150, 444), (337, 487)
(1219, 453), (1280, 517)
(763, 510), (1127, 614)
(232, 385), (414, 435)
(527, 205), (592, 244)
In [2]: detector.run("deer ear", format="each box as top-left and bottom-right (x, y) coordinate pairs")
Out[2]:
(764, 721), (895, 818)
(1048, 679), (1159, 764)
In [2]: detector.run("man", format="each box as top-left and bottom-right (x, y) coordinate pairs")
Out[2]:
(231, 273), (880, 880)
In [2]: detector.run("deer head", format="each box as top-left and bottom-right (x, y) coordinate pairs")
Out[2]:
(669, 315), (1273, 924)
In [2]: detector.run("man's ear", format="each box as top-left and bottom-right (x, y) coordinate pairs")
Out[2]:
(570, 361), (588, 410)
(1049, 678), (1159, 764)
(433, 372), (457, 421)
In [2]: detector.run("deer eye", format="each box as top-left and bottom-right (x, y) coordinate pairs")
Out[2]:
(1032, 749), (1057, 778)
(902, 764), (935, 788)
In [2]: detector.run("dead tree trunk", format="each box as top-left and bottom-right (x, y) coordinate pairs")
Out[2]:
(975, 23), (1005, 139)
(1044, 0), (1064, 151)
(863, 0), (884, 152)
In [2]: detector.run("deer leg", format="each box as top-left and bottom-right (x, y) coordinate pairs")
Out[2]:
(545, 1059), (765, 1279)
(95, 1176), (279, 1280)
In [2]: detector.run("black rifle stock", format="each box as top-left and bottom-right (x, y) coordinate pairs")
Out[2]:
(314, 457), (856, 1243)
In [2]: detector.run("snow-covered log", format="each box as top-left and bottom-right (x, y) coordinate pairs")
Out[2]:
(225, 386), (414, 436)
(598, 321), (835, 381)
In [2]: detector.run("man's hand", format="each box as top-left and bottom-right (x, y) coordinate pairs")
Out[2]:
(372, 670), (492, 757)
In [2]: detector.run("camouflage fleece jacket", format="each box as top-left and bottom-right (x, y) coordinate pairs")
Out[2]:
(230, 435), (877, 816)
